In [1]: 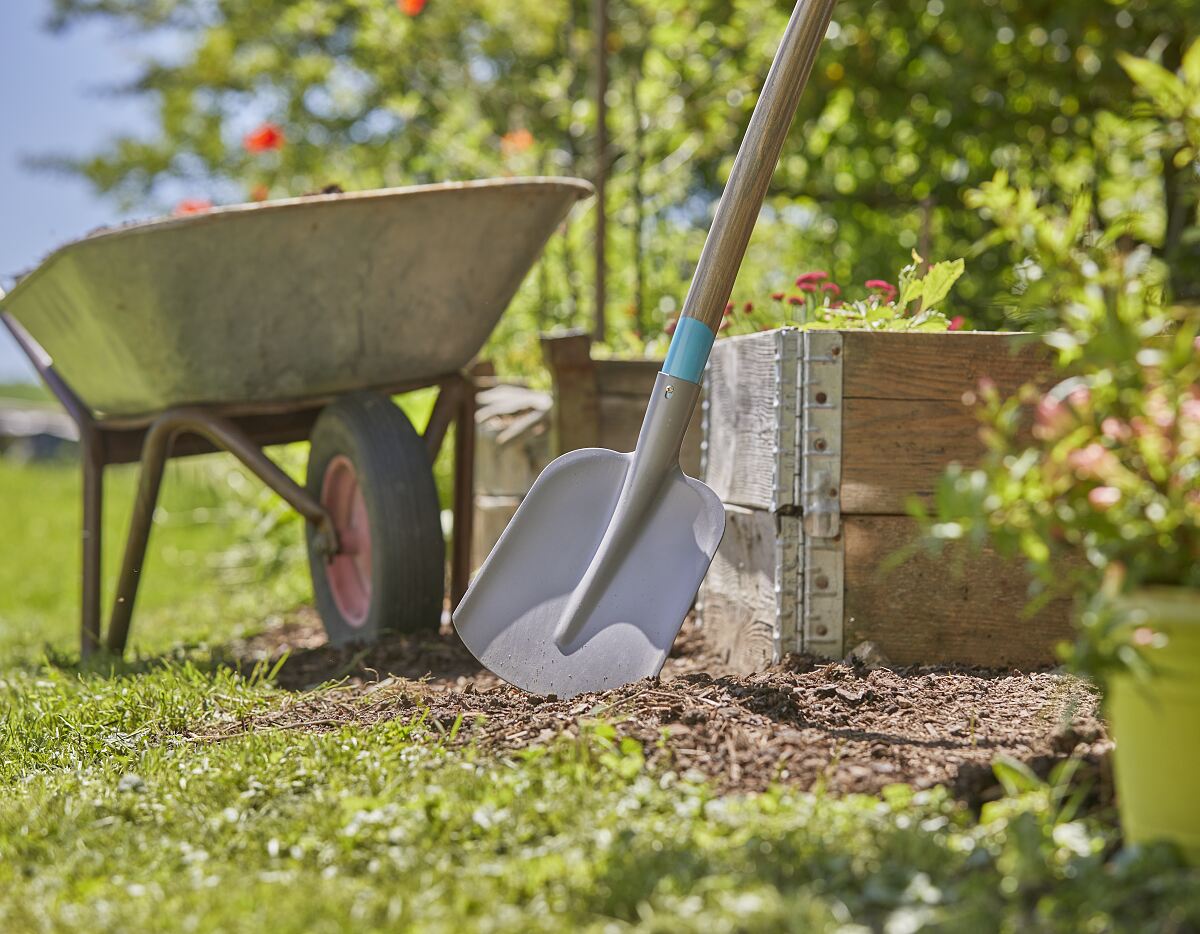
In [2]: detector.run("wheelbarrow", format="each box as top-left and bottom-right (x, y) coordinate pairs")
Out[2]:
(0, 177), (592, 657)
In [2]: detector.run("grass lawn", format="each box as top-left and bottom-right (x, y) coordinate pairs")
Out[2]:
(1, 444), (1198, 931)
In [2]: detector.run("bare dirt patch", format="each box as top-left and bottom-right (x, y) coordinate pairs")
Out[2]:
(211, 612), (1112, 803)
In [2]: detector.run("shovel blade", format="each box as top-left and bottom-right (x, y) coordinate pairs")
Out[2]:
(453, 447), (725, 698)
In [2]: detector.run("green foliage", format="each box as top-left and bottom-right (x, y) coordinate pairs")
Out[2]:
(2, 662), (1199, 932)
(40, 0), (1200, 373)
(920, 44), (1200, 684)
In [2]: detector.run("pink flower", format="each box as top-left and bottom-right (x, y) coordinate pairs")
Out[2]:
(724, 302), (734, 316)
(1088, 486), (1121, 510)
(771, 292), (785, 302)
(797, 282), (818, 293)
(795, 271), (829, 285)
(787, 296), (804, 306)
(1101, 417), (1132, 441)
(1183, 397), (1200, 423)
(244, 123), (285, 153)
(173, 199), (213, 216)
(1034, 387), (1088, 440)
(865, 279), (895, 292)
(948, 316), (965, 331)
(1067, 443), (1117, 480)
(822, 282), (841, 296)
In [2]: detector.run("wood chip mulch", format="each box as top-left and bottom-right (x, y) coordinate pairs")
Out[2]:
(206, 612), (1112, 803)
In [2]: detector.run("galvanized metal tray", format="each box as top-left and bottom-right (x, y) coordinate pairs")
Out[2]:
(0, 177), (591, 418)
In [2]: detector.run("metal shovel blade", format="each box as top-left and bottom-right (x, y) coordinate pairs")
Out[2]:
(453, 375), (724, 698)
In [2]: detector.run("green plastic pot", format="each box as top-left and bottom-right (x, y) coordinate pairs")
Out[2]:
(1107, 587), (1200, 864)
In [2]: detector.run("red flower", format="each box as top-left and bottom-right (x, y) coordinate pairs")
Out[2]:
(787, 296), (804, 306)
(743, 302), (753, 313)
(796, 282), (818, 293)
(500, 128), (534, 156)
(724, 302), (734, 316)
(771, 292), (785, 302)
(821, 282), (841, 296)
(865, 279), (895, 293)
(173, 199), (213, 216)
(795, 271), (829, 285)
(948, 315), (965, 331)
(398, 0), (427, 14)
(244, 123), (285, 153)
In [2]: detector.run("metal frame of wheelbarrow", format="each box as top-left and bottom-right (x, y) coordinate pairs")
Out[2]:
(2, 311), (477, 659)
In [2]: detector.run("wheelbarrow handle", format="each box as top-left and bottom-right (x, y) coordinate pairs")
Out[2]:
(663, 0), (837, 383)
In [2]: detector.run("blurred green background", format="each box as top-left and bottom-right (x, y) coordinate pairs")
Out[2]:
(38, 0), (1200, 376)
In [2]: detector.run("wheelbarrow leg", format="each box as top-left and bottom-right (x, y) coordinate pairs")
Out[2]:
(106, 421), (174, 654)
(450, 375), (476, 610)
(80, 433), (104, 658)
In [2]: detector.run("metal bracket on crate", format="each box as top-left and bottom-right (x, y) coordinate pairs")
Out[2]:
(771, 328), (800, 513)
(798, 329), (844, 656)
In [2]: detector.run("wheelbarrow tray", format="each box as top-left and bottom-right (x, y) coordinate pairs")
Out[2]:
(0, 177), (591, 418)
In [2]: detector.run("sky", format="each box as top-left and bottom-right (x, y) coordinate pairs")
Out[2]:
(0, 1), (164, 381)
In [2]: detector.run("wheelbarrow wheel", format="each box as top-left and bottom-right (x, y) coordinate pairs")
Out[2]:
(306, 392), (444, 645)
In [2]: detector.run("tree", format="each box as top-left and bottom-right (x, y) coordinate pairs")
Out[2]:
(45, 0), (1200, 369)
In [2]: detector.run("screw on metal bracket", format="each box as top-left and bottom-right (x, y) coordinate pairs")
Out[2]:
(664, 384), (675, 399)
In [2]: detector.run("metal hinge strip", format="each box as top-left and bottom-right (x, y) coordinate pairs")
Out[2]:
(798, 329), (844, 656)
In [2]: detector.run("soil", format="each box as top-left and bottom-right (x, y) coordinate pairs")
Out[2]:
(211, 610), (1112, 804)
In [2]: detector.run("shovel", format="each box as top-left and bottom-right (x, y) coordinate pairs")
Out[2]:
(454, 0), (838, 697)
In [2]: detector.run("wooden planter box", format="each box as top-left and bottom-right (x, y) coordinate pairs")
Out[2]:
(699, 328), (1072, 672)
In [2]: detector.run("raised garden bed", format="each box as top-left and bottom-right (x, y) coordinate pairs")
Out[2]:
(701, 328), (1073, 673)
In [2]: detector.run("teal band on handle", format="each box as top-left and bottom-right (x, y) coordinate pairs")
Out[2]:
(662, 317), (715, 384)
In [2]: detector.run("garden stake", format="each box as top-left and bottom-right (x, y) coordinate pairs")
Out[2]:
(453, 0), (838, 697)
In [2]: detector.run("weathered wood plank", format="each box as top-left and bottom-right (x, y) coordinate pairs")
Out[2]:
(842, 515), (1073, 669)
(698, 505), (781, 673)
(542, 331), (598, 453)
(704, 332), (782, 510)
(840, 397), (984, 514)
(472, 494), (521, 572)
(842, 331), (1048, 402)
(595, 393), (704, 476)
(594, 359), (661, 397)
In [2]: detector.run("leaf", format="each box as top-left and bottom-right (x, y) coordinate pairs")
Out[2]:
(1183, 37), (1200, 87)
(1117, 52), (1186, 117)
(992, 755), (1043, 796)
(918, 258), (965, 309)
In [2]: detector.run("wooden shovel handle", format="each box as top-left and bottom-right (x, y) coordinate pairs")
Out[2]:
(680, 0), (836, 333)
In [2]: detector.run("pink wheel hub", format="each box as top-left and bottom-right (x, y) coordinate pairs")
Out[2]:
(320, 455), (373, 628)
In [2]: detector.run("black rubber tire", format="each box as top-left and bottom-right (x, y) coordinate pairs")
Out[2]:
(305, 392), (444, 645)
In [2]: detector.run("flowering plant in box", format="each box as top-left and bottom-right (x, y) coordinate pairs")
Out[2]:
(919, 171), (1200, 681)
(709, 253), (966, 337)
